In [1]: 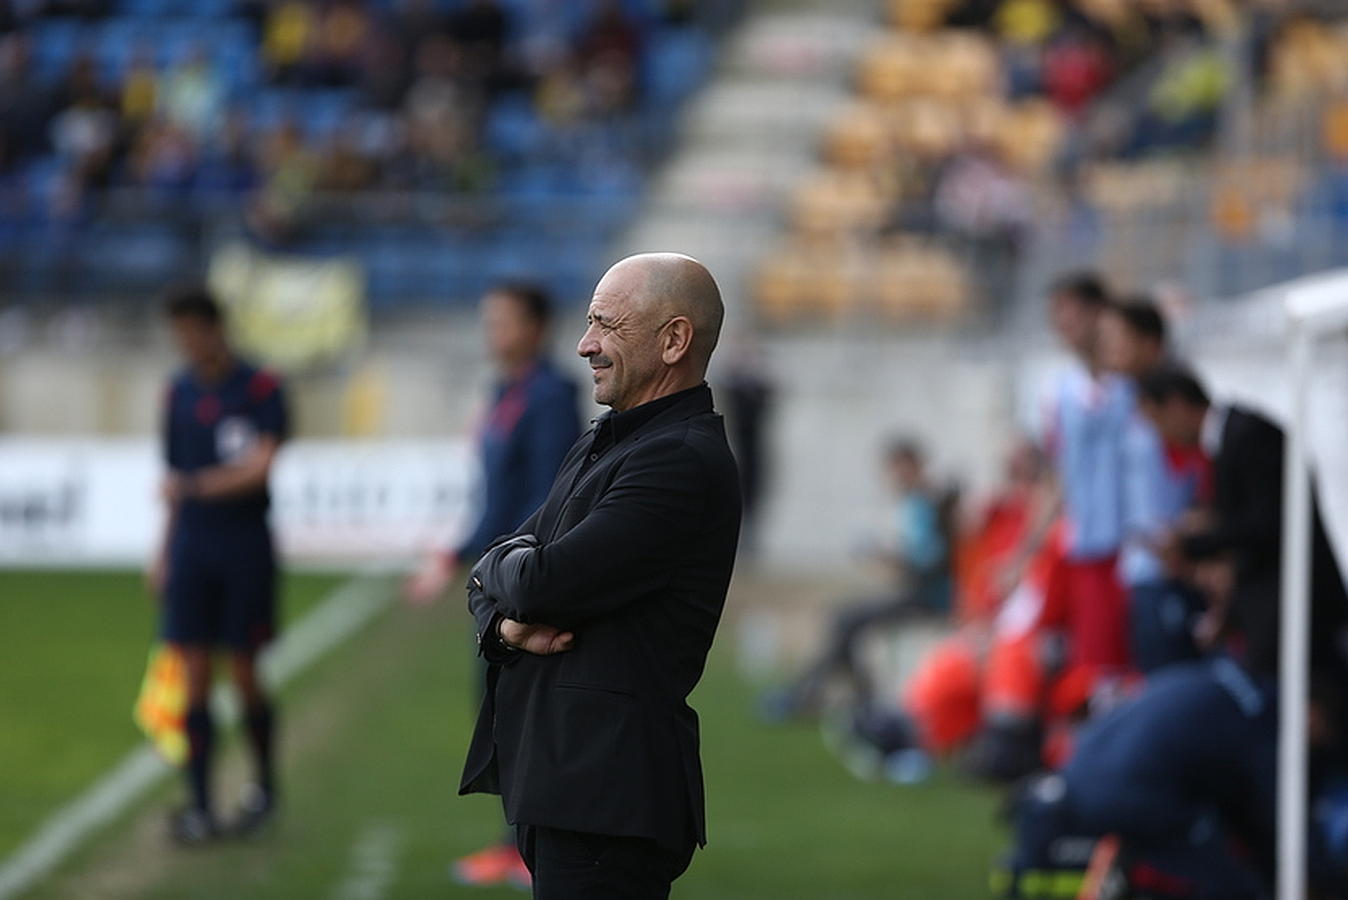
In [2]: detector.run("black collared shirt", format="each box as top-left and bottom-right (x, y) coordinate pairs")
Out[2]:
(579, 383), (708, 477)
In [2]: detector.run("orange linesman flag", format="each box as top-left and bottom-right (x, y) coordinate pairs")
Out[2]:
(133, 644), (189, 765)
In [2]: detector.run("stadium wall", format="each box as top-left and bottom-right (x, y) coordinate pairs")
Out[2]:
(1, 290), (1343, 573)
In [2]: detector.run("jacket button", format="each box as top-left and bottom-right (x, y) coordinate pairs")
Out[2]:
(589, 453), (599, 461)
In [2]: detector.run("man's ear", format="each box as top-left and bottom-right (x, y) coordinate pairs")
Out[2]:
(661, 317), (694, 365)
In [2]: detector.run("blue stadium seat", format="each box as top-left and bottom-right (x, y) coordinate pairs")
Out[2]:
(297, 90), (355, 140)
(80, 223), (191, 285)
(119, 0), (174, 19)
(188, 0), (236, 18)
(642, 27), (711, 104)
(485, 94), (546, 160)
(30, 20), (83, 80)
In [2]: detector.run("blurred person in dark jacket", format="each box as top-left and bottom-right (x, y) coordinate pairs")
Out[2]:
(406, 280), (580, 889)
(1137, 366), (1348, 677)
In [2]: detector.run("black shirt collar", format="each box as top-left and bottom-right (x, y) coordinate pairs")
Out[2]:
(596, 383), (709, 445)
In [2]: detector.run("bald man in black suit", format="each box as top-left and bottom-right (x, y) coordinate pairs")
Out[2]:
(459, 253), (742, 899)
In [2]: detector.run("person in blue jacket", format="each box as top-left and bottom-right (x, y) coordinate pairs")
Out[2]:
(1004, 657), (1348, 899)
(405, 280), (580, 888)
(407, 281), (581, 598)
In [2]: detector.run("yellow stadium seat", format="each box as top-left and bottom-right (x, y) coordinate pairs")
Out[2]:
(824, 104), (891, 168)
(873, 239), (969, 322)
(887, 0), (959, 33)
(791, 169), (893, 235)
(755, 240), (864, 323)
(994, 100), (1063, 172)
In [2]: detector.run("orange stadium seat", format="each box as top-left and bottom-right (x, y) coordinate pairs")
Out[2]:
(873, 239), (969, 322)
(790, 168), (893, 235)
(1268, 19), (1348, 98)
(824, 103), (891, 169)
(993, 100), (1064, 173)
(887, 0), (960, 33)
(886, 98), (963, 160)
(755, 239), (864, 324)
(858, 36), (928, 101)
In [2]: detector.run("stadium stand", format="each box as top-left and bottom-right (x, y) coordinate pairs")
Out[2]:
(0, 0), (735, 307)
(754, 0), (1348, 327)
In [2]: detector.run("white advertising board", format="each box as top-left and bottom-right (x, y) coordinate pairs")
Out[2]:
(0, 438), (475, 567)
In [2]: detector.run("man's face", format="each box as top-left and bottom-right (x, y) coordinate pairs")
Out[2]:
(887, 454), (921, 492)
(482, 292), (541, 369)
(169, 316), (223, 370)
(576, 268), (663, 411)
(1049, 292), (1097, 358)
(1099, 311), (1164, 378)
(1141, 396), (1199, 448)
(1098, 310), (1139, 375)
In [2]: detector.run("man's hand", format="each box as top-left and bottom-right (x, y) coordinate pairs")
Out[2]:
(160, 472), (191, 507)
(499, 618), (575, 655)
(145, 551), (169, 599)
(404, 551), (457, 606)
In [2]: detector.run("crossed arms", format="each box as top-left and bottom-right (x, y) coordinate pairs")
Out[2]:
(467, 436), (710, 661)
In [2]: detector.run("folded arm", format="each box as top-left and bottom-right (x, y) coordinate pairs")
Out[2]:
(472, 437), (709, 630)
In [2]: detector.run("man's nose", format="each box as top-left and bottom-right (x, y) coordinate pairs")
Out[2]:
(577, 330), (598, 358)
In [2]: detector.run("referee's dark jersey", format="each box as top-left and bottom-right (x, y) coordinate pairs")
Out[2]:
(161, 361), (289, 650)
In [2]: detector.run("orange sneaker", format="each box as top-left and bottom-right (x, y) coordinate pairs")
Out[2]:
(452, 842), (528, 888)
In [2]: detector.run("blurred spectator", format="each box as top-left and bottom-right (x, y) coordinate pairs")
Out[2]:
(1005, 659), (1278, 899)
(932, 144), (1031, 310)
(1037, 271), (1132, 673)
(449, 0), (509, 89)
(1126, 34), (1227, 156)
(119, 46), (159, 127)
(247, 119), (321, 243)
(159, 46), (224, 137)
(1138, 366), (1348, 677)
(580, 0), (641, 72)
(50, 54), (117, 191)
(1098, 296), (1206, 673)
(356, 30), (412, 110)
(194, 110), (258, 196)
(719, 340), (774, 557)
(0, 34), (56, 173)
(1042, 26), (1114, 117)
(761, 438), (954, 720)
(311, 0), (370, 86)
(262, 0), (318, 84)
(130, 119), (197, 194)
(318, 119), (378, 193)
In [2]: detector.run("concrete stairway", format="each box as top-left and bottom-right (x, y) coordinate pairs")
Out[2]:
(616, 2), (875, 329)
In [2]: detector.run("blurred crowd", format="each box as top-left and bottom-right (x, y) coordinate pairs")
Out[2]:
(0, 0), (708, 232)
(764, 267), (1348, 899)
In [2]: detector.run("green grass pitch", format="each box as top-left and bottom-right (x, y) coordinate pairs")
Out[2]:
(1, 569), (1004, 898)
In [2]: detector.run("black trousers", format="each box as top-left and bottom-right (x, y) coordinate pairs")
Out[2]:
(515, 824), (694, 899)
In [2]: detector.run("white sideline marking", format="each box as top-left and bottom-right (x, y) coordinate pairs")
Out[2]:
(0, 573), (392, 900)
(330, 822), (404, 900)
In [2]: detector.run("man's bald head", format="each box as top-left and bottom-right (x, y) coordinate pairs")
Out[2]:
(579, 253), (725, 411)
(599, 253), (724, 370)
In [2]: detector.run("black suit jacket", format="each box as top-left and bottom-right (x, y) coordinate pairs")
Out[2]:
(1182, 406), (1347, 674)
(459, 384), (741, 851)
